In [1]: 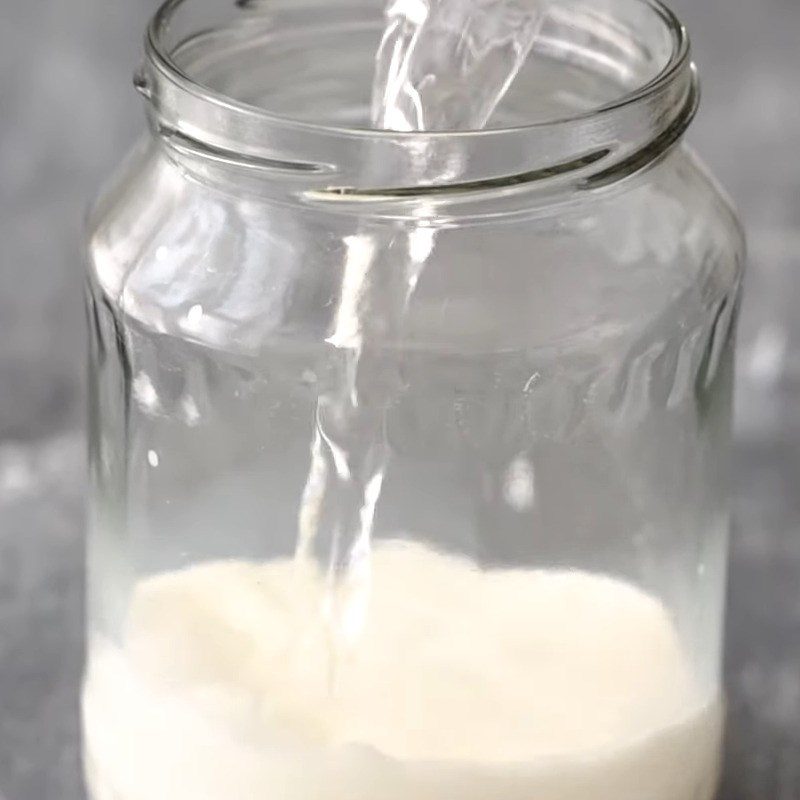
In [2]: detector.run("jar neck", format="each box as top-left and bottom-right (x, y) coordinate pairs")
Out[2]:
(137, 0), (698, 202)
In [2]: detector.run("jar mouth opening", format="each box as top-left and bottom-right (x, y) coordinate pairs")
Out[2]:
(141, 0), (697, 197)
(145, 0), (690, 139)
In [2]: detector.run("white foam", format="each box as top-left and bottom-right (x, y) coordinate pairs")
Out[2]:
(83, 540), (721, 800)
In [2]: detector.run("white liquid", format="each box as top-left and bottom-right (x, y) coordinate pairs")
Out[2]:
(83, 541), (721, 800)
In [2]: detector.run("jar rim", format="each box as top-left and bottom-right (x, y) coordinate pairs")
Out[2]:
(141, 0), (698, 195)
(147, 0), (690, 137)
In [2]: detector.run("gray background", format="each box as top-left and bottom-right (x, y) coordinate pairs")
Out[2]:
(0, 1), (798, 798)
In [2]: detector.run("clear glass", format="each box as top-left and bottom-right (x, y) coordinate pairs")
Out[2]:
(82, 1), (744, 799)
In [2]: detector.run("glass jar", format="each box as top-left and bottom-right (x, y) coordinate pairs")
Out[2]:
(82, 1), (744, 799)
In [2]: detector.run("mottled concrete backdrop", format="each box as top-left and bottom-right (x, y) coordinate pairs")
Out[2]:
(0, 1), (798, 799)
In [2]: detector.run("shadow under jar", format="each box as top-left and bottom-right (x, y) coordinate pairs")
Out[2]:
(82, 1), (745, 799)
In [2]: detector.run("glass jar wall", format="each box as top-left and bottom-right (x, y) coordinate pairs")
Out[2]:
(83, 2), (744, 799)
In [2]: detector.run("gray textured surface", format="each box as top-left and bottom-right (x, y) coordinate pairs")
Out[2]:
(0, 1), (798, 799)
